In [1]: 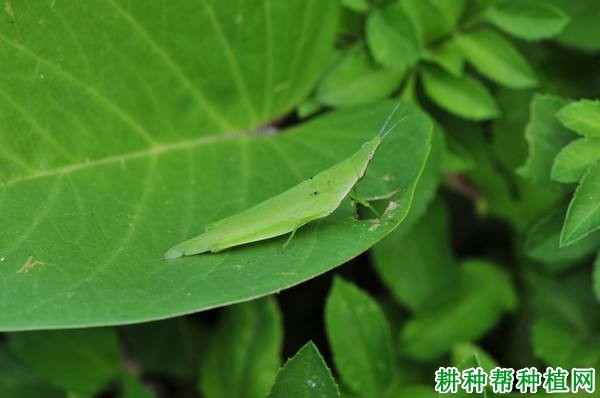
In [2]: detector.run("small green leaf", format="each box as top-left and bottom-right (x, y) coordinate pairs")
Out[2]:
(400, 0), (467, 43)
(519, 94), (574, 184)
(366, 3), (421, 70)
(552, 138), (600, 183)
(267, 342), (340, 398)
(8, 328), (121, 395)
(484, 1), (569, 41)
(526, 206), (600, 270)
(325, 277), (396, 397)
(199, 297), (282, 398)
(423, 40), (465, 77)
(556, 99), (600, 138)
(372, 199), (458, 312)
(400, 259), (517, 361)
(455, 28), (538, 89)
(561, 162), (600, 246)
(315, 47), (405, 107)
(421, 66), (499, 121)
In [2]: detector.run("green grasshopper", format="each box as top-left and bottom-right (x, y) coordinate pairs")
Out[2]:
(163, 105), (405, 259)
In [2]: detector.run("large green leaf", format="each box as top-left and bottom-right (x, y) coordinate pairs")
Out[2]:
(199, 298), (281, 398)
(455, 28), (538, 89)
(0, 0), (434, 331)
(7, 328), (121, 395)
(561, 162), (600, 246)
(325, 277), (397, 397)
(484, 1), (569, 41)
(595, 253), (600, 301)
(519, 94), (573, 185)
(267, 342), (340, 398)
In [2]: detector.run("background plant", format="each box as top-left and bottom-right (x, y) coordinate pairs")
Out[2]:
(1, 0), (599, 397)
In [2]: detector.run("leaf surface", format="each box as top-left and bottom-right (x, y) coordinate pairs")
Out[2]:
(325, 277), (396, 397)
(8, 328), (121, 395)
(484, 1), (569, 41)
(455, 28), (538, 89)
(561, 162), (600, 246)
(421, 67), (499, 121)
(556, 99), (600, 138)
(267, 342), (340, 398)
(0, 0), (433, 330)
(199, 298), (281, 398)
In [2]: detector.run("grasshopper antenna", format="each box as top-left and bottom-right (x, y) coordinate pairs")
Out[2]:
(379, 114), (407, 140)
(378, 101), (403, 138)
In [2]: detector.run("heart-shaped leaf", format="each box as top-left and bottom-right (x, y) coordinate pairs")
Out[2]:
(0, 1), (434, 330)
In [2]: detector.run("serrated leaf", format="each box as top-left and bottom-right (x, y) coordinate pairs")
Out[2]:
(372, 199), (458, 312)
(400, 259), (517, 361)
(199, 298), (282, 398)
(8, 328), (121, 395)
(366, 3), (421, 70)
(315, 47), (405, 107)
(325, 277), (397, 397)
(400, 0), (467, 43)
(267, 342), (340, 398)
(455, 28), (538, 89)
(484, 1), (569, 41)
(421, 66), (499, 121)
(556, 99), (600, 138)
(552, 138), (600, 183)
(561, 162), (600, 246)
(525, 206), (600, 270)
(0, 98), (432, 330)
(519, 94), (574, 184)
(0, 345), (63, 398)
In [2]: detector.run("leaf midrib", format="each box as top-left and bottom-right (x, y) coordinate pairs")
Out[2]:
(0, 132), (245, 187)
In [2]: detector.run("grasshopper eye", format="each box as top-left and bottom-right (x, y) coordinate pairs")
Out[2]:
(310, 191), (319, 196)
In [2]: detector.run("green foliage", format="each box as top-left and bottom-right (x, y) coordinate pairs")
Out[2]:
(7, 328), (121, 395)
(455, 28), (538, 89)
(325, 277), (396, 397)
(484, 1), (569, 41)
(199, 298), (282, 398)
(2, 0), (600, 396)
(400, 260), (517, 361)
(268, 343), (340, 398)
